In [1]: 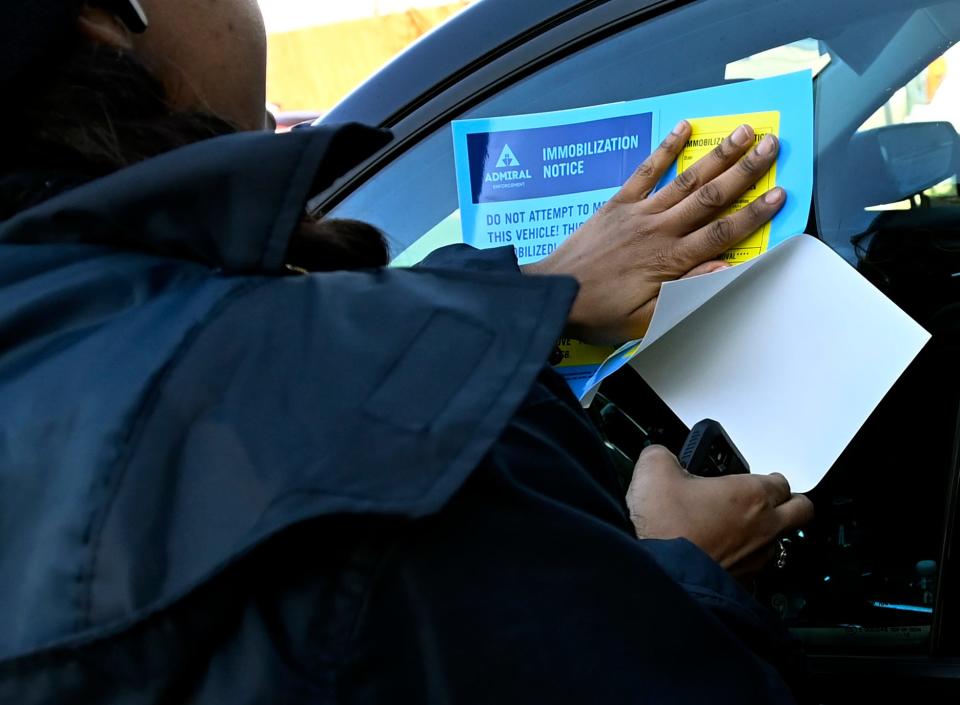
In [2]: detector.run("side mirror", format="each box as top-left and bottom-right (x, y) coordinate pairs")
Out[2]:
(847, 122), (959, 207)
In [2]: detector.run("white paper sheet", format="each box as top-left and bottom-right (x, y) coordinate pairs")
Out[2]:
(598, 236), (930, 492)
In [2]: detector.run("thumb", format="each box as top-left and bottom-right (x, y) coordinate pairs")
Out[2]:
(635, 444), (689, 478)
(628, 445), (688, 517)
(630, 261), (729, 337)
(629, 297), (658, 340)
(683, 260), (731, 279)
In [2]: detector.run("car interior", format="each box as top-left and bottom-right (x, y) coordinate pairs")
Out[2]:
(326, 0), (960, 669)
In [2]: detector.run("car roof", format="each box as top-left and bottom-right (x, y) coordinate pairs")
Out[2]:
(323, 0), (596, 128)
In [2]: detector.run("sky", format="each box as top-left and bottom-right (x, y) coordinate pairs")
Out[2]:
(257, 0), (473, 34)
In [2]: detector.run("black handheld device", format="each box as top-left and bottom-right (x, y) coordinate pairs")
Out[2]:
(679, 419), (750, 477)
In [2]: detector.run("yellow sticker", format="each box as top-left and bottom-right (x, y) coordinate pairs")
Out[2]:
(677, 111), (780, 265)
(556, 338), (615, 367)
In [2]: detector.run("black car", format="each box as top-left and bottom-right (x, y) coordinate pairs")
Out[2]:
(310, 0), (960, 699)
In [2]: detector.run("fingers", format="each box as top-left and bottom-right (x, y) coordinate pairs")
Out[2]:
(758, 472), (814, 526)
(648, 124), (756, 211)
(615, 120), (692, 203)
(676, 186), (786, 266)
(776, 493), (816, 530)
(757, 472), (792, 506)
(671, 134), (781, 234)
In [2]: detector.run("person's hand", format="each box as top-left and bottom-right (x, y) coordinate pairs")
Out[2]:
(525, 121), (784, 346)
(626, 445), (814, 579)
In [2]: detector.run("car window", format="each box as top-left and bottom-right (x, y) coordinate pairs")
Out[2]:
(859, 44), (960, 211)
(329, 0), (960, 656)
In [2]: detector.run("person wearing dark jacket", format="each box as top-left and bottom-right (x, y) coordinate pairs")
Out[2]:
(0, 1), (815, 703)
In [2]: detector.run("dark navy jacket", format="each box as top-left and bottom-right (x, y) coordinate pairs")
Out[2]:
(0, 124), (799, 703)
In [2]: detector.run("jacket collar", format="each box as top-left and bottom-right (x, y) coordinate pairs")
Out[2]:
(0, 123), (391, 273)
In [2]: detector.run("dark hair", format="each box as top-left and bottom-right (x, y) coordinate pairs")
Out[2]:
(1, 43), (235, 178)
(287, 218), (390, 273)
(0, 41), (389, 271)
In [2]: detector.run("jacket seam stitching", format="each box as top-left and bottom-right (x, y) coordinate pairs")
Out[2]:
(74, 269), (573, 637)
(261, 131), (323, 268)
(334, 531), (408, 704)
(76, 279), (268, 631)
(256, 276), (574, 517)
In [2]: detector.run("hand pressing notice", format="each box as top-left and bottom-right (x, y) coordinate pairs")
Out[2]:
(526, 121), (784, 346)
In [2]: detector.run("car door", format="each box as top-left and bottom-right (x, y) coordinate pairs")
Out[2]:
(316, 0), (960, 699)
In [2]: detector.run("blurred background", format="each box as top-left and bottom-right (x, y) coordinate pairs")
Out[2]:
(259, 0), (478, 125)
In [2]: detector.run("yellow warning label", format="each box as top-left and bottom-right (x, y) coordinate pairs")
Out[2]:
(555, 338), (615, 368)
(677, 112), (780, 265)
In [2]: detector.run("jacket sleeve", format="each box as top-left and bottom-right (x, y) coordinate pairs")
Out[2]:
(639, 538), (807, 691)
(337, 370), (800, 705)
(415, 243), (522, 273)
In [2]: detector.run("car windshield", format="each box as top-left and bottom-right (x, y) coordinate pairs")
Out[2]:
(329, 0), (960, 655)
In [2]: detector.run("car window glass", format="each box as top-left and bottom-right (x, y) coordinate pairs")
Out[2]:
(858, 44), (960, 212)
(724, 39), (832, 81)
(330, 0), (960, 656)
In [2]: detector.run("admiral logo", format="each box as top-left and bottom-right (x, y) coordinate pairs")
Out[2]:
(485, 144), (532, 187)
(496, 144), (520, 168)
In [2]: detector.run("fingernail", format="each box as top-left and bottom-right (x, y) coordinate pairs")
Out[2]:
(671, 120), (688, 135)
(732, 125), (752, 146)
(764, 187), (785, 205)
(756, 134), (777, 156)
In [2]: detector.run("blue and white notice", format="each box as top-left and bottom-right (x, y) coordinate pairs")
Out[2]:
(455, 113), (652, 262)
(451, 72), (814, 397)
(452, 71), (814, 266)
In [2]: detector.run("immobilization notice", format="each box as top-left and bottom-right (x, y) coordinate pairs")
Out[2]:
(452, 71), (814, 396)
